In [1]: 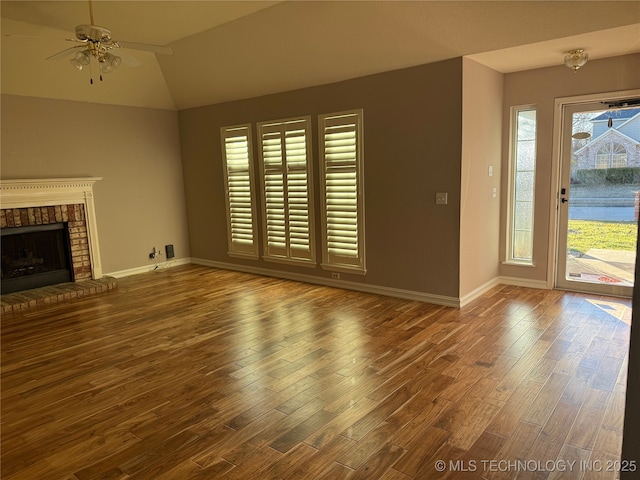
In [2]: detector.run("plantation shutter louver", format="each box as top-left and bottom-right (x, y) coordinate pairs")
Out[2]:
(221, 125), (258, 258)
(319, 110), (365, 273)
(258, 117), (315, 264)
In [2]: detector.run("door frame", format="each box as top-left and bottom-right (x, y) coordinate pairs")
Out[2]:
(548, 89), (640, 294)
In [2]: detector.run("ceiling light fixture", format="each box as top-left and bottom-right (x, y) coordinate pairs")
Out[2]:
(99, 52), (122, 73)
(564, 49), (589, 72)
(69, 50), (91, 71)
(67, 44), (121, 83)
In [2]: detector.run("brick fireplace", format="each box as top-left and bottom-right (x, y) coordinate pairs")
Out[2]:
(1, 178), (103, 290)
(1, 203), (92, 284)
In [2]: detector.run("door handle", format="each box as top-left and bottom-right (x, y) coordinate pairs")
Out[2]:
(561, 198), (568, 204)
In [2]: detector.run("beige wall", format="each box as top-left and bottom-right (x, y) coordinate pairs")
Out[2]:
(460, 58), (503, 298)
(6, 54), (635, 297)
(499, 53), (640, 284)
(179, 59), (464, 298)
(1, 94), (190, 274)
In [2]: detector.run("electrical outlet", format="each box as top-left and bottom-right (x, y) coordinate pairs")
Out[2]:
(331, 272), (340, 280)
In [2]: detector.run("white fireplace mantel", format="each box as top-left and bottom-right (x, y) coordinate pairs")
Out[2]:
(1, 177), (103, 279)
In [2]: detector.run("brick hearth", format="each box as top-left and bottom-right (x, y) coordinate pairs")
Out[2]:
(1, 277), (117, 314)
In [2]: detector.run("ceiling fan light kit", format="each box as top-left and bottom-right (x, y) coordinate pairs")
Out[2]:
(64, 29), (123, 76)
(99, 52), (121, 73)
(70, 50), (91, 70)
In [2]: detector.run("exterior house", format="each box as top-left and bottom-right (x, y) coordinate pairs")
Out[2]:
(574, 108), (640, 173)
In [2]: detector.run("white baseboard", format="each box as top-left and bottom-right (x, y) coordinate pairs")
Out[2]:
(459, 277), (502, 308)
(191, 258), (461, 308)
(108, 258), (552, 308)
(105, 257), (191, 278)
(459, 276), (549, 308)
(498, 276), (550, 290)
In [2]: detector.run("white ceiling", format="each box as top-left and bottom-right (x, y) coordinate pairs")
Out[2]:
(2, 1), (639, 110)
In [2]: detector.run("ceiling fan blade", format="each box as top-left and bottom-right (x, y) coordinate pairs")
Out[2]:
(116, 41), (172, 55)
(117, 51), (143, 68)
(2, 34), (38, 38)
(45, 45), (85, 61)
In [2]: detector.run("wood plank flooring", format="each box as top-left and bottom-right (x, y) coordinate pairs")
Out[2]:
(1, 265), (632, 479)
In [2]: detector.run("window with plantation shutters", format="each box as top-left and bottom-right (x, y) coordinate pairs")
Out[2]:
(257, 117), (315, 265)
(221, 124), (259, 258)
(319, 110), (366, 274)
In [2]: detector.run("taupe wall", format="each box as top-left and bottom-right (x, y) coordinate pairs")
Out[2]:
(179, 59), (463, 298)
(499, 53), (640, 284)
(0, 94), (190, 274)
(460, 58), (503, 298)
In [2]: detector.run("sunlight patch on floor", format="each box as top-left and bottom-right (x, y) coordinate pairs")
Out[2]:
(588, 298), (632, 325)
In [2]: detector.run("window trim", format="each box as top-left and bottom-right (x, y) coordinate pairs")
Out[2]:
(505, 105), (537, 266)
(256, 116), (316, 266)
(318, 109), (366, 275)
(220, 124), (259, 259)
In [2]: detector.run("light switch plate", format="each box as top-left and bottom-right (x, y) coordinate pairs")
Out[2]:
(436, 192), (448, 205)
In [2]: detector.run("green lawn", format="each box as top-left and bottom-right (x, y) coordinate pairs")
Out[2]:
(568, 220), (637, 255)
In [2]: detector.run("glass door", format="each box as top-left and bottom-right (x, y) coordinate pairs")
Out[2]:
(556, 102), (638, 297)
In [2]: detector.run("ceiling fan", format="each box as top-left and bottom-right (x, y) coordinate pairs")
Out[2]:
(45, 0), (172, 82)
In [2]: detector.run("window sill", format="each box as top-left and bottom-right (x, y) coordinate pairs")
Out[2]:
(502, 260), (535, 267)
(228, 252), (259, 260)
(264, 256), (317, 268)
(321, 263), (367, 275)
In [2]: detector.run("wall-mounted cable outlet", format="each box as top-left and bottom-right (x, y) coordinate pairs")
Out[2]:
(149, 247), (156, 259)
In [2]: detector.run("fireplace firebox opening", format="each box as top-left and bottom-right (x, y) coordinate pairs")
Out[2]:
(1, 223), (73, 294)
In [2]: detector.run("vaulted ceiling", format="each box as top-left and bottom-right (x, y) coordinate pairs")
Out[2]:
(2, 1), (639, 110)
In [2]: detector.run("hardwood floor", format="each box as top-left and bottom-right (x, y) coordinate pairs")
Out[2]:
(1, 265), (632, 479)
